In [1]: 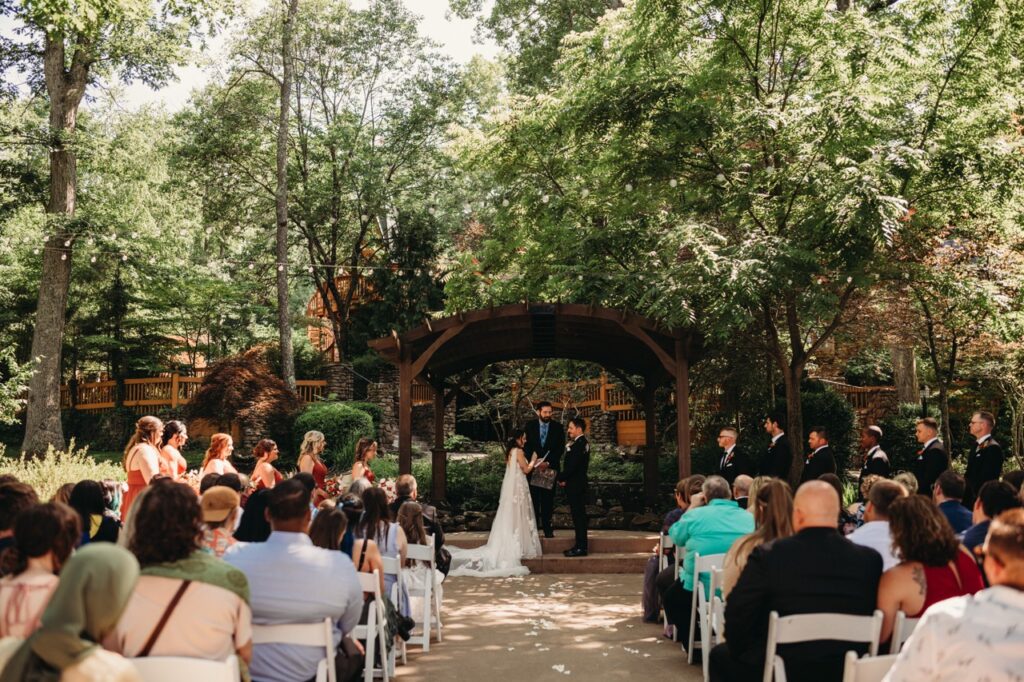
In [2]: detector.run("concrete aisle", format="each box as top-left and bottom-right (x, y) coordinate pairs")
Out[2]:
(397, 574), (703, 681)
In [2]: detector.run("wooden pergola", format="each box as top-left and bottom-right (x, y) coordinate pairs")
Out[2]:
(368, 303), (701, 504)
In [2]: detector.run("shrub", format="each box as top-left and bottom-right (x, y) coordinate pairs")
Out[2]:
(338, 401), (383, 437)
(444, 434), (473, 452)
(292, 402), (374, 471)
(0, 441), (124, 501)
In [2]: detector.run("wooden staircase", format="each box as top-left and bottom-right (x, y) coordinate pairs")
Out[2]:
(446, 530), (656, 574)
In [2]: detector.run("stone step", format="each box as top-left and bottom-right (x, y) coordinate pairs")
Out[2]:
(523, 552), (650, 574)
(446, 530), (658, 555)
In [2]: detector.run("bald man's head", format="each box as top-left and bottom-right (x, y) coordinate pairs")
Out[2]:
(793, 480), (840, 531)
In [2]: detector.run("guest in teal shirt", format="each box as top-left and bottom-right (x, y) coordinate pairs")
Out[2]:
(662, 475), (754, 645)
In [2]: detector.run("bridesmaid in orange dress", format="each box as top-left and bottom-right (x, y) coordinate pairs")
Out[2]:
(251, 439), (283, 491)
(298, 431), (329, 501)
(201, 434), (238, 477)
(121, 415), (164, 522)
(159, 420), (189, 481)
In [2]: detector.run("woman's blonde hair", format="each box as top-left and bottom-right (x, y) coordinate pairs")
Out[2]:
(202, 433), (233, 470)
(735, 479), (795, 558)
(299, 431), (326, 461)
(123, 415), (163, 468)
(746, 476), (773, 511)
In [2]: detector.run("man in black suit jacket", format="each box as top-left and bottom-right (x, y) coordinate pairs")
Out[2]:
(799, 426), (836, 484)
(709, 481), (883, 682)
(524, 401), (566, 538)
(716, 427), (753, 485)
(761, 413), (792, 479)
(857, 425), (891, 494)
(557, 417), (590, 557)
(965, 410), (1004, 508)
(912, 417), (949, 497)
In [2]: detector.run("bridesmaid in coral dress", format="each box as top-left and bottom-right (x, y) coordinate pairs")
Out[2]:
(298, 431), (329, 502)
(201, 434), (238, 477)
(121, 416), (164, 522)
(252, 439), (283, 491)
(159, 420), (189, 481)
(351, 437), (378, 484)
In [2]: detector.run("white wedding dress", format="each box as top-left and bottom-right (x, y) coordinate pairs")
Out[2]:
(446, 448), (544, 577)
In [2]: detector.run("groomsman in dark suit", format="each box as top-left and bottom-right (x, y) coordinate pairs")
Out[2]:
(761, 412), (792, 479)
(913, 417), (949, 497)
(857, 425), (890, 494)
(965, 410), (1003, 508)
(716, 427), (753, 486)
(558, 417), (591, 557)
(525, 401), (566, 539)
(799, 426), (836, 484)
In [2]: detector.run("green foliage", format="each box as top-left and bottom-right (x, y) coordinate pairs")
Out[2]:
(0, 350), (31, 425)
(444, 434), (473, 452)
(843, 348), (894, 387)
(878, 402), (943, 476)
(292, 402), (374, 471)
(337, 402), (383, 438)
(0, 441), (124, 501)
(801, 386), (857, 479)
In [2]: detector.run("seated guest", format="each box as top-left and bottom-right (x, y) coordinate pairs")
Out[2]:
(396, 501), (445, 612)
(819, 473), (858, 535)
(200, 486), (241, 558)
(883, 509), (1024, 681)
(847, 480), (908, 571)
(0, 544), (141, 682)
(1002, 469), (1024, 495)
(199, 472), (222, 494)
(732, 475), (753, 510)
(0, 482), (39, 562)
(225, 479), (363, 682)
(0, 503), (80, 638)
(356, 488), (408, 608)
(338, 494), (364, 558)
(50, 483), (75, 505)
(68, 480), (121, 545)
(894, 471), (919, 496)
(722, 479), (794, 598)
(709, 481), (883, 682)
(933, 470), (973, 534)
(346, 477), (373, 499)
(663, 475), (754, 647)
(309, 505), (348, 551)
(644, 475), (704, 623)
(390, 474), (448, 576)
(234, 488), (272, 543)
(961, 480), (1023, 553)
(108, 479), (252, 667)
(876, 494), (984, 642)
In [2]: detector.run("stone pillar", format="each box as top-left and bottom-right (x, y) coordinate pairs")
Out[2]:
(368, 369), (398, 448)
(444, 399), (457, 440)
(590, 410), (616, 446)
(325, 362), (354, 401)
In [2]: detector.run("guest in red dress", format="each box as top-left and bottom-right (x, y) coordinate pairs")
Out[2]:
(298, 431), (329, 501)
(159, 420), (189, 481)
(877, 494), (985, 642)
(121, 415), (164, 522)
(351, 437), (378, 485)
(252, 439), (283, 491)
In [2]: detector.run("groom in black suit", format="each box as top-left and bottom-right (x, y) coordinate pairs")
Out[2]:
(558, 416), (590, 557)
(525, 401), (565, 538)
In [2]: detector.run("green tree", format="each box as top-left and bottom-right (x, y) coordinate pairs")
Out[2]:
(449, 0), (1024, 483)
(4, 0), (233, 453)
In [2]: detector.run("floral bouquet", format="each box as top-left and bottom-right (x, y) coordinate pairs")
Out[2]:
(324, 475), (345, 499)
(378, 478), (397, 504)
(182, 469), (203, 494)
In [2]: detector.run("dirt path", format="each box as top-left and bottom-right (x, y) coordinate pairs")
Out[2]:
(397, 573), (703, 681)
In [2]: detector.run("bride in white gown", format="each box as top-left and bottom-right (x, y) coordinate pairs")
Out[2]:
(447, 430), (544, 577)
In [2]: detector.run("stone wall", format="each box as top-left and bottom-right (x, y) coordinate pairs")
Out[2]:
(590, 410), (616, 445)
(411, 399), (457, 445)
(325, 362), (354, 401)
(368, 365), (399, 448)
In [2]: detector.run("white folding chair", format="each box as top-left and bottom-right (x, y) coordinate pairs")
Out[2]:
(380, 555), (405, 667)
(352, 569), (391, 682)
(687, 552), (726, 665)
(696, 565), (726, 680)
(890, 611), (920, 654)
(129, 655), (239, 682)
(664, 542), (684, 637)
(841, 652), (899, 682)
(659, 532), (674, 572)
(404, 536), (442, 652)
(252, 617), (336, 682)
(763, 610), (884, 682)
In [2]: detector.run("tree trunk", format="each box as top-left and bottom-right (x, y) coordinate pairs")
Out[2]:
(782, 363), (806, 488)
(275, 0), (299, 391)
(938, 383), (953, 459)
(891, 346), (918, 404)
(21, 35), (86, 455)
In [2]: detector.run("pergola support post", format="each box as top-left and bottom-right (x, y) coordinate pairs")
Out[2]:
(675, 337), (691, 479)
(398, 357), (413, 476)
(431, 385), (447, 501)
(641, 386), (660, 506)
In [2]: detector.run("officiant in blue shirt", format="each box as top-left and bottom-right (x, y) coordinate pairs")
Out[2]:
(525, 401), (566, 539)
